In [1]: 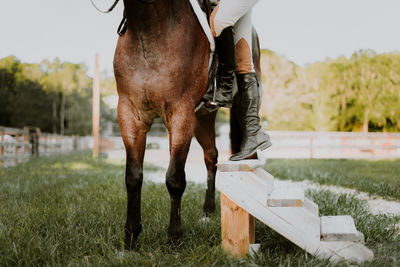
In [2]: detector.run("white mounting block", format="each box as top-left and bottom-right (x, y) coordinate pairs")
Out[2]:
(216, 159), (374, 263)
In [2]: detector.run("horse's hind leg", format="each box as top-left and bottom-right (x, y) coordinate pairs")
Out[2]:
(118, 102), (149, 250)
(195, 111), (218, 215)
(165, 110), (195, 242)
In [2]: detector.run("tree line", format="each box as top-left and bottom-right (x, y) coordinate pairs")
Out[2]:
(260, 49), (400, 132)
(2, 50), (399, 135)
(0, 56), (115, 136)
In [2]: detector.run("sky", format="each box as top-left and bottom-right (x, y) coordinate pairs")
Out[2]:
(0, 0), (399, 76)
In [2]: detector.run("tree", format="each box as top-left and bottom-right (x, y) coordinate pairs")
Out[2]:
(260, 49), (400, 132)
(0, 56), (113, 135)
(40, 60), (91, 134)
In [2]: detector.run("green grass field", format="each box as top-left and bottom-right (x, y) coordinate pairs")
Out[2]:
(0, 152), (399, 266)
(264, 159), (400, 201)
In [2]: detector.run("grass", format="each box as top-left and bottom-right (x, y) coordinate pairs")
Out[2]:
(263, 159), (400, 201)
(0, 152), (399, 266)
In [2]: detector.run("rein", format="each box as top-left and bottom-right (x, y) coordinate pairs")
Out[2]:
(89, 0), (157, 13)
(89, 0), (120, 13)
(137, 0), (158, 3)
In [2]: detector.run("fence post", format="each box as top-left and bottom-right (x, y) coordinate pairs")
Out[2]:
(29, 128), (40, 157)
(15, 133), (19, 156)
(92, 54), (100, 157)
(0, 127), (4, 158)
(309, 136), (313, 159)
(44, 135), (47, 154)
(341, 136), (347, 156)
(371, 137), (375, 160)
(73, 136), (78, 150)
(23, 127), (29, 154)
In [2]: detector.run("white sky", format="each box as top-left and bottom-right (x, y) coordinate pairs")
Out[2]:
(0, 0), (399, 76)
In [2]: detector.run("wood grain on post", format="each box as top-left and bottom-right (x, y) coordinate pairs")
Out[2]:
(92, 54), (100, 157)
(0, 128), (4, 157)
(221, 193), (255, 257)
(23, 127), (29, 153)
(15, 133), (19, 155)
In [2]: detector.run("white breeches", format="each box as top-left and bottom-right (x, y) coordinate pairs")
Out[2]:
(210, 0), (260, 74)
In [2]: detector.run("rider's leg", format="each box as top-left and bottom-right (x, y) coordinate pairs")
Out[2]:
(229, 10), (272, 161)
(203, 0), (260, 108)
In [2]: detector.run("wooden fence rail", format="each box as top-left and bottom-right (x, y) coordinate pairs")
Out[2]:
(0, 126), (92, 168)
(265, 131), (400, 159)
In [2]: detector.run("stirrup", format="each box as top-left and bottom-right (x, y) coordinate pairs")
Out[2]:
(195, 101), (219, 114)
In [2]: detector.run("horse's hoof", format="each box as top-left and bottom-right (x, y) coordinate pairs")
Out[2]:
(124, 223), (142, 251)
(203, 203), (216, 216)
(167, 227), (183, 245)
(124, 238), (138, 251)
(124, 232), (139, 251)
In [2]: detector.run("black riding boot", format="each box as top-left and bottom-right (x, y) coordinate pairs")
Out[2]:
(229, 73), (272, 161)
(202, 26), (235, 108)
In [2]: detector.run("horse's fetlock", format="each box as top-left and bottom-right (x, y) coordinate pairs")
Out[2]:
(125, 222), (142, 239)
(125, 175), (143, 191)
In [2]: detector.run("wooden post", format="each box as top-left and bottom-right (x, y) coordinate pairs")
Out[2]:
(23, 127), (29, 153)
(221, 193), (255, 257)
(15, 133), (19, 156)
(371, 137), (375, 160)
(341, 136), (346, 156)
(0, 128), (4, 158)
(92, 54), (100, 157)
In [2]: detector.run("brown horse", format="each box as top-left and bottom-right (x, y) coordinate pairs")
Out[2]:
(114, 0), (262, 250)
(114, 0), (216, 249)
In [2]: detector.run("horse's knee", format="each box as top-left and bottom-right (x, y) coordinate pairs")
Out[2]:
(125, 162), (143, 191)
(166, 167), (186, 197)
(204, 147), (218, 169)
(126, 175), (143, 192)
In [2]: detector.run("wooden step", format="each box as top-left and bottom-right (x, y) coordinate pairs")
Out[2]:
(217, 171), (273, 205)
(303, 198), (319, 217)
(217, 159), (262, 172)
(320, 216), (360, 242)
(267, 186), (305, 207)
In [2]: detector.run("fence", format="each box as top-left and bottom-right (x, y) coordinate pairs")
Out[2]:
(110, 122), (400, 159)
(265, 131), (400, 159)
(0, 126), (92, 168)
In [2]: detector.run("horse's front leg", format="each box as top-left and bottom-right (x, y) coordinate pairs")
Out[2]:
(195, 111), (218, 215)
(118, 101), (149, 250)
(165, 110), (195, 243)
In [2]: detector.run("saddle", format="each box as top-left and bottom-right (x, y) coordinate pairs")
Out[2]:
(117, 1), (215, 37)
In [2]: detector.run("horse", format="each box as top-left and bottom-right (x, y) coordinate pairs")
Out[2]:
(113, 0), (263, 250)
